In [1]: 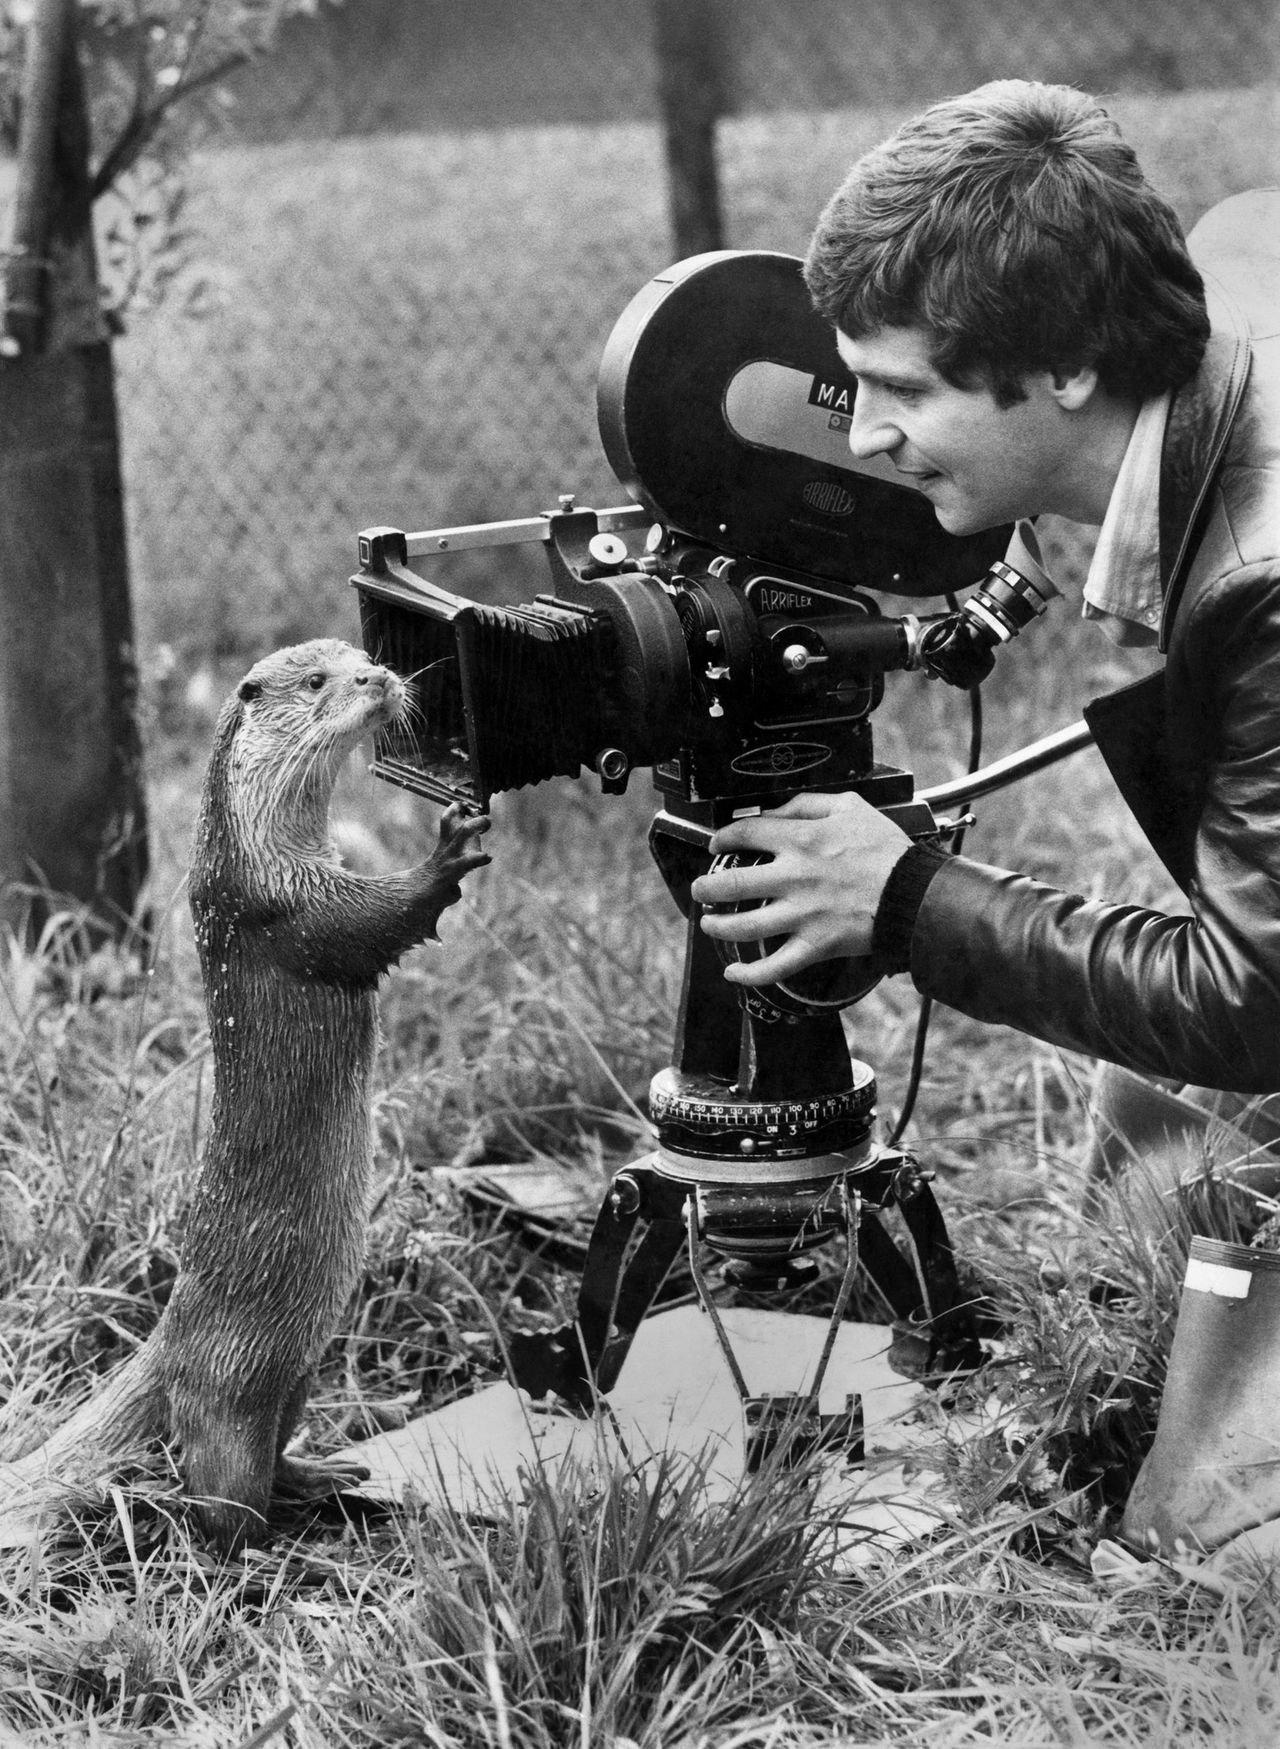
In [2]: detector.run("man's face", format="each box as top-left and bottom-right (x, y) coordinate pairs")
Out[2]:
(835, 325), (1078, 535)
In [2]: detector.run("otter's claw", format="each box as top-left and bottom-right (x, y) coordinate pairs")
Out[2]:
(273, 1451), (371, 1502)
(433, 802), (492, 882)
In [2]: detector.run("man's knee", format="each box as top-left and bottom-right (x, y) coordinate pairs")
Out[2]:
(1081, 1062), (1280, 1219)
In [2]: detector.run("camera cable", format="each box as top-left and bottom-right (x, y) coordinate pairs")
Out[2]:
(887, 598), (983, 1148)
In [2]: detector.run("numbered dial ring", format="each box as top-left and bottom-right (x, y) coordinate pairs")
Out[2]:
(649, 1063), (876, 1163)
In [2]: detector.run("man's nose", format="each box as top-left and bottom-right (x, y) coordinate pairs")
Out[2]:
(846, 390), (901, 460)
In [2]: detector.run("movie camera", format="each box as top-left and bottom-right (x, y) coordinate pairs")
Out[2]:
(355, 251), (1055, 820)
(352, 251), (1061, 1462)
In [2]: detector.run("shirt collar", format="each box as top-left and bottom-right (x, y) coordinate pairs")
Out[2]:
(1081, 392), (1171, 648)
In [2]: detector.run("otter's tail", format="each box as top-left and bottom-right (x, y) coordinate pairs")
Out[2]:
(0, 1341), (169, 1547)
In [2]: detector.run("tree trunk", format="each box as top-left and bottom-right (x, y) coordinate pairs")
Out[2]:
(652, 0), (725, 259)
(0, 0), (148, 942)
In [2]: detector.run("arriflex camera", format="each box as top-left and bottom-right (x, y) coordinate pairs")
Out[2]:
(353, 251), (1054, 823)
(351, 252), (1059, 1428)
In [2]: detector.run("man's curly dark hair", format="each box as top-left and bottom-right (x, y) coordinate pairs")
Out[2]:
(804, 81), (1210, 408)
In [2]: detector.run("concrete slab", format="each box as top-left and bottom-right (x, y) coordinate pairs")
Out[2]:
(340, 1304), (955, 1565)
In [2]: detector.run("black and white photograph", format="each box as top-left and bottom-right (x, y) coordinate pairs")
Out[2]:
(0, 1), (1276, 1742)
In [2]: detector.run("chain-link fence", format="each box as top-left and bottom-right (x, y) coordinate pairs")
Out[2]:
(113, 0), (1278, 659)
(217, 0), (1276, 137)
(116, 120), (673, 654)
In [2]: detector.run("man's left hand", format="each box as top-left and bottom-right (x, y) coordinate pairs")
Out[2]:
(689, 791), (913, 986)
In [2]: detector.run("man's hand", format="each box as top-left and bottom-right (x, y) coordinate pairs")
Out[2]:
(689, 792), (912, 986)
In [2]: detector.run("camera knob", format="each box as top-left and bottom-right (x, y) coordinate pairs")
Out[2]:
(595, 747), (630, 786)
(587, 532), (629, 568)
(781, 642), (827, 674)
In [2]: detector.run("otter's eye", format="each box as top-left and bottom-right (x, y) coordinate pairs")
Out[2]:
(306, 672), (326, 692)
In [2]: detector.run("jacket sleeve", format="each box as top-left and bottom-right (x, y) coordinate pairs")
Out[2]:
(907, 560), (1280, 1093)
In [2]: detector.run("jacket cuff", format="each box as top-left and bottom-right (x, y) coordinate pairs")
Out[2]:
(871, 842), (953, 974)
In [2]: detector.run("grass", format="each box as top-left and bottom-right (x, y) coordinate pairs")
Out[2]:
(3, 80), (1280, 1748)
(2, 684), (1278, 1743)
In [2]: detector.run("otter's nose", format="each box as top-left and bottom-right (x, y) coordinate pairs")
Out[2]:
(355, 665), (390, 689)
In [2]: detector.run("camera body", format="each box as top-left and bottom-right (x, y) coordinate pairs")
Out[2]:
(353, 507), (897, 816)
(352, 251), (1052, 819)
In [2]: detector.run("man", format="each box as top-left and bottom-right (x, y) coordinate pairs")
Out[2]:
(691, 81), (1280, 1167)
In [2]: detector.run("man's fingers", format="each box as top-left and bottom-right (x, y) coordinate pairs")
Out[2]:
(709, 793), (858, 851)
(704, 820), (779, 858)
(763, 792), (853, 820)
(700, 900), (796, 942)
(720, 936), (823, 986)
(692, 862), (783, 907)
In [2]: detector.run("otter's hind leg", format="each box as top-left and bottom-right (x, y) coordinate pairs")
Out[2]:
(181, 1412), (277, 1555)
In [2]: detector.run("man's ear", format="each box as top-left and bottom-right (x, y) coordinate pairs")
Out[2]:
(1049, 363), (1099, 411)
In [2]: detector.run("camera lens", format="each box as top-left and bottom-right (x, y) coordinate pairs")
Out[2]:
(961, 559), (1057, 645)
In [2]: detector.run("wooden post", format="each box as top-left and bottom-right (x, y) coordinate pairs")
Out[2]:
(652, 0), (725, 258)
(0, 0), (149, 942)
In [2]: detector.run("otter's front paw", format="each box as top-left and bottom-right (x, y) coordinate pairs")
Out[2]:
(423, 803), (492, 911)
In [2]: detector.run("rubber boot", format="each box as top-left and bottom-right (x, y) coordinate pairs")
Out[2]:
(1122, 1237), (1280, 1557)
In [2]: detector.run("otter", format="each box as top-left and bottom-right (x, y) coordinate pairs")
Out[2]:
(0, 639), (489, 1553)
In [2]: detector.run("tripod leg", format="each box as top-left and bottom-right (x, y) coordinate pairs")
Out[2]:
(508, 1167), (686, 1408)
(592, 1215), (687, 1394)
(508, 1181), (643, 1407)
(894, 1180), (983, 1372)
(856, 1207), (928, 1321)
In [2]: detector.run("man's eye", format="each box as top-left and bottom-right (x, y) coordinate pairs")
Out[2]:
(307, 673), (326, 691)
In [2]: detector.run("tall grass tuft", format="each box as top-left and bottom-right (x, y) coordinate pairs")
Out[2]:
(314, 1448), (839, 1748)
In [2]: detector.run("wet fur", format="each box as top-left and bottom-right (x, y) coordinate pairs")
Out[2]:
(0, 640), (488, 1553)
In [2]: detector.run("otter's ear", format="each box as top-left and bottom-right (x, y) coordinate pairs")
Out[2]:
(237, 679), (262, 703)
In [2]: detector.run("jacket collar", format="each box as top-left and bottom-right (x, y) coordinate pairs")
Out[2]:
(1157, 250), (1253, 651)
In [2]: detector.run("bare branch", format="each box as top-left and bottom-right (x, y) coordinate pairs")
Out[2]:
(90, 47), (248, 199)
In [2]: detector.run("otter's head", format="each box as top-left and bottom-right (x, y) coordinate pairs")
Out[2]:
(217, 639), (406, 856)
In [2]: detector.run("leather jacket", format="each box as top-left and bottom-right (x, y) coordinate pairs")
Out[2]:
(905, 190), (1280, 1092)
